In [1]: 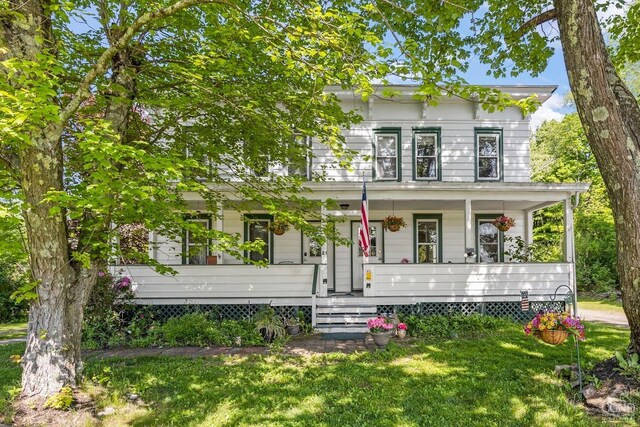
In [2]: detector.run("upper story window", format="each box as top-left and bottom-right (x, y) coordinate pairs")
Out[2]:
(475, 128), (503, 181)
(373, 128), (401, 181)
(286, 135), (311, 180)
(413, 128), (441, 181)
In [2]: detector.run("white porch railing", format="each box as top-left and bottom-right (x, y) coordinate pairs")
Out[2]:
(363, 263), (573, 301)
(121, 264), (317, 304)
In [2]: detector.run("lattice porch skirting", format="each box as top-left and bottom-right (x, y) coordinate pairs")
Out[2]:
(377, 301), (565, 322)
(147, 304), (312, 323)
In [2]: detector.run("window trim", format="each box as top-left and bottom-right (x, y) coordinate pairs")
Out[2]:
(243, 214), (274, 264)
(372, 128), (402, 182)
(475, 213), (504, 263)
(412, 127), (441, 181)
(182, 214), (212, 265)
(474, 128), (503, 182)
(413, 214), (443, 263)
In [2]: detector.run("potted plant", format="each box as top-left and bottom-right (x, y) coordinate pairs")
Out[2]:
(382, 215), (407, 232)
(270, 220), (290, 236)
(491, 215), (516, 232)
(396, 322), (408, 339)
(254, 306), (286, 343)
(285, 317), (301, 336)
(524, 311), (585, 345)
(367, 316), (395, 348)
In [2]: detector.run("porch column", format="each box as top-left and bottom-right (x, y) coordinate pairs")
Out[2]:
(319, 204), (328, 297)
(464, 199), (475, 261)
(563, 198), (575, 263)
(524, 210), (534, 246)
(215, 203), (224, 264)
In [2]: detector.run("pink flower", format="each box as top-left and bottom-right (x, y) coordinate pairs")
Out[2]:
(98, 271), (106, 278)
(397, 323), (407, 330)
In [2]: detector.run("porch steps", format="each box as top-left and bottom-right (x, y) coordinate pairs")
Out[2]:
(314, 303), (377, 333)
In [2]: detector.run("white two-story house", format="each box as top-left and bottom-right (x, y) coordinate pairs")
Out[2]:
(124, 85), (587, 332)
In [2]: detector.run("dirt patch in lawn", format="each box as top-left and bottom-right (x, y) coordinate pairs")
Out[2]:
(12, 391), (98, 427)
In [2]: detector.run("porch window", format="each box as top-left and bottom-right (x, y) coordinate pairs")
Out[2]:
(475, 128), (503, 181)
(244, 214), (273, 263)
(373, 129), (401, 181)
(184, 217), (210, 265)
(413, 128), (440, 181)
(413, 214), (442, 263)
(476, 215), (504, 263)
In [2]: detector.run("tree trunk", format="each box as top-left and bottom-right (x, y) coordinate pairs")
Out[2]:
(19, 133), (98, 397)
(554, 0), (640, 352)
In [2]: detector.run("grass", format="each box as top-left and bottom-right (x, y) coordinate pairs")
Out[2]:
(0, 322), (634, 426)
(0, 322), (27, 340)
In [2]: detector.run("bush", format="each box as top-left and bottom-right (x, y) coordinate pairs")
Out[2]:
(404, 314), (513, 339)
(158, 314), (264, 347)
(0, 260), (28, 323)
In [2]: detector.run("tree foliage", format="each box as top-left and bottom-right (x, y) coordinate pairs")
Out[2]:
(532, 114), (618, 292)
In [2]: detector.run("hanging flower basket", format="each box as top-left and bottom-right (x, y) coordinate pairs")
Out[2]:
(524, 311), (585, 346)
(270, 220), (289, 236)
(540, 329), (569, 345)
(492, 215), (515, 232)
(382, 215), (407, 232)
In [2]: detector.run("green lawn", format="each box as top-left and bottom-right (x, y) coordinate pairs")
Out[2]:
(0, 323), (27, 340)
(0, 322), (634, 426)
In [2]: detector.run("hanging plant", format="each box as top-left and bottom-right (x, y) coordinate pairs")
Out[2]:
(382, 215), (407, 232)
(270, 220), (290, 236)
(492, 215), (516, 232)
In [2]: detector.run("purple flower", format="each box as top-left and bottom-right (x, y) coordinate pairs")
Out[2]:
(98, 271), (106, 278)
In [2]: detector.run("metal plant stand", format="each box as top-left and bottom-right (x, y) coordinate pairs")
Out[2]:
(550, 284), (583, 395)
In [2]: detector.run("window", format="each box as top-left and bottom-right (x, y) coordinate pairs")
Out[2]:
(413, 128), (440, 180)
(244, 214), (273, 263)
(476, 215), (503, 263)
(475, 129), (503, 181)
(413, 214), (442, 263)
(286, 135), (311, 179)
(183, 217), (210, 265)
(373, 129), (401, 181)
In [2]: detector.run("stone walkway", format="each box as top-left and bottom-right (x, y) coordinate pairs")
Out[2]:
(82, 334), (382, 360)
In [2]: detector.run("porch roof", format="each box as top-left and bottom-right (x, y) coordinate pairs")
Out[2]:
(190, 181), (588, 211)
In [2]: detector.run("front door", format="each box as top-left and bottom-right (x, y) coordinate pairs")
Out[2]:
(352, 221), (383, 290)
(302, 230), (323, 265)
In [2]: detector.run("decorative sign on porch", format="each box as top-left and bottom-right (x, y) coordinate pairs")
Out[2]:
(520, 290), (529, 311)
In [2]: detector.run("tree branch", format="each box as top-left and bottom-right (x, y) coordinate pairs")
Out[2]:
(59, 0), (231, 123)
(518, 9), (558, 35)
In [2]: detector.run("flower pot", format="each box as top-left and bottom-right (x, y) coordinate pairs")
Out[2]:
(387, 224), (400, 232)
(540, 329), (568, 345)
(286, 324), (300, 336)
(272, 227), (286, 236)
(397, 329), (407, 339)
(370, 331), (393, 348)
(496, 225), (511, 232)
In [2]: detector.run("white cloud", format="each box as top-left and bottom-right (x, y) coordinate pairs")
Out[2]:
(530, 93), (565, 131)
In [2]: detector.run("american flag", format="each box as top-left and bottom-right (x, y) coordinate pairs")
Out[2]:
(358, 179), (370, 258)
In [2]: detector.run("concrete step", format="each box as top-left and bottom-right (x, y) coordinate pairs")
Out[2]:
(315, 325), (369, 334)
(316, 314), (370, 324)
(316, 305), (377, 315)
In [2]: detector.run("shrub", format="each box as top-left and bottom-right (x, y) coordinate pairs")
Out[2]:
(404, 314), (513, 339)
(43, 386), (74, 410)
(158, 314), (265, 347)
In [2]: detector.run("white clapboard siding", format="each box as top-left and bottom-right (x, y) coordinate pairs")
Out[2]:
(127, 265), (316, 300)
(365, 263), (571, 298)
